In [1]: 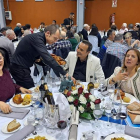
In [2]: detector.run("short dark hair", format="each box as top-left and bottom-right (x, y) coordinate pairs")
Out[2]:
(111, 25), (117, 31)
(44, 24), (59, 35)
(128, 24), (134, 29)
(25, 24), (31, 29)
(0, 49), (8, 70)
(52, 20), (56, 24)
(0, 27), (7, 33)
(81, 40), (92, 52)
(66, 31), (74, 38)
(70, 12), (74, 15)
(89, 26), (98, 36)
(40, 22), (45, 25)
(107, 29), (114, 38)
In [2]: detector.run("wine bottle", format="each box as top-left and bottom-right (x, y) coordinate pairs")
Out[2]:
(87, 76), (94, 92)
(39, 76), (45, 91)
(43, 84), (55, 105)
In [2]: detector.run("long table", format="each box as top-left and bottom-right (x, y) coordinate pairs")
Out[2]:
(0, 85), (139, 140)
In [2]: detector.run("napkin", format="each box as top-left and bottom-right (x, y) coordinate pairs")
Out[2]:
(127, 101), (140, 124)
(69, 107), (79, 140)
(5, 125), (35, 140)
(125, 125), (140, 139)
(55, 93), (71, 120)
(0, 108), (30, 119)
(69, 125), (78, 140)
(127, 111), (140, 124)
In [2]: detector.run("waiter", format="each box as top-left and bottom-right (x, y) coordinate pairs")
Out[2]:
(10, 25), (66, 89)
(63, 12), (74, 30)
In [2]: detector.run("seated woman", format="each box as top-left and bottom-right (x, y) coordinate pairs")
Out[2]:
(0, 49), (31, 113)
(123, 32), (140, 49)
(106, 48), (140, 100)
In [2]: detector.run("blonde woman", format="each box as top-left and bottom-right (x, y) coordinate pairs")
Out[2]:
(106, 48), (140, 100)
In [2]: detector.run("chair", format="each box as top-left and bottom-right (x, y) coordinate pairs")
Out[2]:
(88, 35), (99, 54)
(97, 45), (107, 64)
(102, 53), (121, 78)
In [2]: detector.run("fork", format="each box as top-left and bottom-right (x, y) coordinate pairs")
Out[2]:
(100, 132), (115, 139)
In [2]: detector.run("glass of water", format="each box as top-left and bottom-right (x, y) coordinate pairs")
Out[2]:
(107, 84), (115, 95)
(27, 115), (35, 125)
(93, 109), (103, 130)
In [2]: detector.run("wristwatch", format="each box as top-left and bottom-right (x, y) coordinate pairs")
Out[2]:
(111, 77), (116, 83)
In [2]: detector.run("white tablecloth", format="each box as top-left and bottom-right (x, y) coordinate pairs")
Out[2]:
(0, 85), (139, 140)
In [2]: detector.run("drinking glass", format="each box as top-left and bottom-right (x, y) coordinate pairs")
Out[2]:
(117, 106), (127, 131)
(27, 115), (35, 125)
(56, 120), (67, 140)
(107, 84), (115, 95)
(35, 108), (44, 132)
(105, 101), (113, 128)
(99, 78), (106, 97)
(31, 93), (40, 115)
(93, 109), (103, 130)
(45, 105), (59, 134)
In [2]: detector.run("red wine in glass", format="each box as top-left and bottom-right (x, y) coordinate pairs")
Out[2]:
(118, 112), (127, 119)
(57, 121), (67, 129)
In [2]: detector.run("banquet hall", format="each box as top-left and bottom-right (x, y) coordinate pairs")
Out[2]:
(0, 0), (140, 140)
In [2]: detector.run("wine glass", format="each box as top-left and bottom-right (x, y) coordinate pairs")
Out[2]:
(93, 109), (103, 130)
(117, 106), (127, 131)
(105, 101), (113, 128)
(35, 108), (44, 132)
(56, 120), (67, 140)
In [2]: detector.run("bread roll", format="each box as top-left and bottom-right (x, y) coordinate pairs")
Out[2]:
(13, 94), (23, 104)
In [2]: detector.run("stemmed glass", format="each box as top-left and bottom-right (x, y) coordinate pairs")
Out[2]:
(117, 106), (127, 131)
(105, 100), (113, 128)
(93, 108), (103, 130)
(56, 120), (67, 140)
(35, 108), (44, 132)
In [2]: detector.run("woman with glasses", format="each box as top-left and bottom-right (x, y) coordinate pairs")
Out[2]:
(0, 49), (31, 113)
(106, 48), (140, 100)
(123, 32), (140, 49)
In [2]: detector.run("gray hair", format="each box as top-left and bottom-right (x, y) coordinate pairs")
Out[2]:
(60, 31), (66, 39)
(81, 40), (92, 52)
(122, 23), (127, 28)
(114, 34), (123, 41)
(16, 23), (21, 27)
(44, 24), (59, 35)
(6, 29), (14, 36)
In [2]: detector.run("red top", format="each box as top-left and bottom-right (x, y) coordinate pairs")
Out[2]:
(0, 70), (21, 102)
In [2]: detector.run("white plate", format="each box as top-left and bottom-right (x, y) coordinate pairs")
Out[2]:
(9, 94), (32, 108)
(110, 93), (137, 105)
(1, 122), (21, 134)
(104, 133), (137, 140)
(24, 133), (56, 140)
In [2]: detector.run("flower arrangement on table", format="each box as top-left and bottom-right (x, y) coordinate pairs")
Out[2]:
(66, 87), (101, 120)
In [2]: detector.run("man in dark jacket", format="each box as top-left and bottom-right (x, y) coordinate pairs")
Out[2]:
(10, 25), (66, 89)
(63, 12), (74, 30)
(81, 24), (90, 41)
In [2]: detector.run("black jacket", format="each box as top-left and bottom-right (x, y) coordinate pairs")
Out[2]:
(11, 32), (66, 77)
(63, 18), (74, 30)
(81, 29), (88, 40)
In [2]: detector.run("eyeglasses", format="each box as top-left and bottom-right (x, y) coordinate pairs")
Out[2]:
(0, 56), (4, 61)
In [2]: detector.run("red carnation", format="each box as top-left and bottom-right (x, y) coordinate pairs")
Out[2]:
(87, 102), (91, 108)
(67, 91), (72, 97)
(74, 99), (79, 106)
(78, 87), (83, 95)
(84, 93), (90, 99)
(94, 99), (101, 104)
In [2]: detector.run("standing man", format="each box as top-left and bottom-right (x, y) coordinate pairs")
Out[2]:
(63, 12), (74, 30)
(10, 25), (66, 89)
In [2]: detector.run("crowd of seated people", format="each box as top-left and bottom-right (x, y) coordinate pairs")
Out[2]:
(1, 19), (140, 115)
